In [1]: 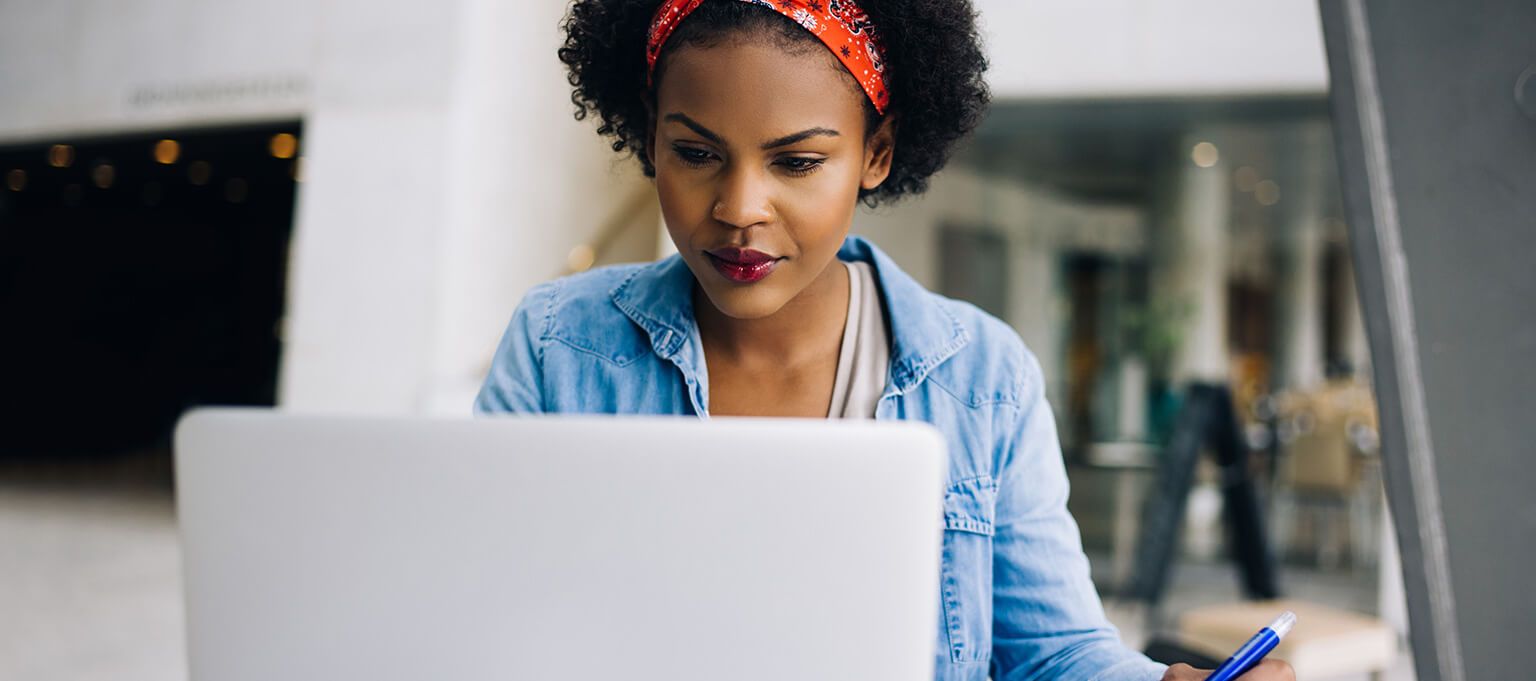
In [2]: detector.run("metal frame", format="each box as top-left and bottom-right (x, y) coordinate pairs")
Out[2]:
(1316, 2), (1466, 679)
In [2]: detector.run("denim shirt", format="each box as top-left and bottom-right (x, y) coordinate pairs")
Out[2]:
(475, 236), (1165, 681)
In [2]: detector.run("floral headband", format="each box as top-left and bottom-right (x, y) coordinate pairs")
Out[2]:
(645, 0), (891, 114)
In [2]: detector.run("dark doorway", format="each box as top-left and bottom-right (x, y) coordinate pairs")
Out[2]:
(0, 122), (301, 458)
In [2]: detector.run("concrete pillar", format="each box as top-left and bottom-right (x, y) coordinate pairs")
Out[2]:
(424, 0), (647, 414)
(277, 0), (463, 414)
(1153, 132), (1232, 386)
(1276, 221), (1324, 389)
(1007, 238), (1062, 404)
(279, 0), (644, 415)
(1275, 123), (1328, 390)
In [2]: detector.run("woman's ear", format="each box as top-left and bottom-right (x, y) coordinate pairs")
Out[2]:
(860, 115), (898, 191)
(860, 116), (897, 192)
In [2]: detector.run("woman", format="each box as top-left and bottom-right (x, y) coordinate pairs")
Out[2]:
(477, 1), (1292, 679)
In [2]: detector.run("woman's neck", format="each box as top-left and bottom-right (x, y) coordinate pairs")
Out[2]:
(694, 257), (851, 370)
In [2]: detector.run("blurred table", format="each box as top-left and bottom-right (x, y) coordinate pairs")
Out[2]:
(1176, 599), (1395, 679)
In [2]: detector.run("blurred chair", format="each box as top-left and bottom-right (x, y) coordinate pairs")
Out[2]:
(1129, 384), (1395, 681)
(1082, 441), (1159, 592)
(1270, 382), (1380, 569)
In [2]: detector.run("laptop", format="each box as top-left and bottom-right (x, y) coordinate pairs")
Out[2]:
(174, 409), (946, 680)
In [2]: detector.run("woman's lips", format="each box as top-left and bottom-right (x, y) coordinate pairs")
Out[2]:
(704, 247), (782, 283)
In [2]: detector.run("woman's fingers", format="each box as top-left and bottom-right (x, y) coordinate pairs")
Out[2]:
(1160, 659), (1295, 681)
(1161, 662), (1209, 680)
(1239, 659), (1296, 680)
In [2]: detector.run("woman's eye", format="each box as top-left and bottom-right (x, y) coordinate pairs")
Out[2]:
(777, 157), (825, 175)
(673, 146), (716, 167)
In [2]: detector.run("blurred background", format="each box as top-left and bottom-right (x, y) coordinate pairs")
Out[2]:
(0, 1), (1410, 679)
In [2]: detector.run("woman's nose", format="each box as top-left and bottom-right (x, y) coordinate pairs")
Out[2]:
(711, 164), (774, 229)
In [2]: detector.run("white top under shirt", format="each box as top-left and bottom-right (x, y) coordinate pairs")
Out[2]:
(827, 260), (891, 419)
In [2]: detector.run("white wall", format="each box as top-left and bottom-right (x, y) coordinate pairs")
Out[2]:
(974, 0), (1329, 98)
(0, 0), (315, 141)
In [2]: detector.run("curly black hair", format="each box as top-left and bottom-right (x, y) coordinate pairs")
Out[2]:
(557, 0), (990, 205)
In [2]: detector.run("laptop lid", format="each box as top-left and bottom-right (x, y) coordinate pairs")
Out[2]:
(175, 410), (945, 680)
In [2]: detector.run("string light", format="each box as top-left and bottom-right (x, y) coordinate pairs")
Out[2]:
(1255, 180), (1281, 206)
(92, 163), (116, 189)
(269, 133), (298, 159)
(5, 169), (24, 191)
(1191, 141), (1219, 168)
(154, 139), (180, 164)
(48, 144), (75, 168)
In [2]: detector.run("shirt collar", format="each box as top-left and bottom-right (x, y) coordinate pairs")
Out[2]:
(610, 235), (969, 394)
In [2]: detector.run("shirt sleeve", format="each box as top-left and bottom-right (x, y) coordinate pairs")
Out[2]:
(989, 350), (1166, 681)
(473, 283), (553, 415)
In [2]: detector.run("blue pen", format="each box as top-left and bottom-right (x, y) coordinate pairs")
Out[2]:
(1204, 611), (1297, 681)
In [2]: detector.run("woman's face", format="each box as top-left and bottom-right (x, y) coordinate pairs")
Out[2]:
(649, 37), (895, 321)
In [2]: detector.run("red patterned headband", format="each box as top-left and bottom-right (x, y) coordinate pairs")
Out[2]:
(645, 0), (891, 114)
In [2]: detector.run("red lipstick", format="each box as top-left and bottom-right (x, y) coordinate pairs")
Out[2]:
(704, 247), (782, 283)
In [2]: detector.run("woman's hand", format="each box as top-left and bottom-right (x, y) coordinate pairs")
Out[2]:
(1161, 660), (1295, 681)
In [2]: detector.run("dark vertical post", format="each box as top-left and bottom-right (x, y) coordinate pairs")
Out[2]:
(1319, 1), (1536, 679)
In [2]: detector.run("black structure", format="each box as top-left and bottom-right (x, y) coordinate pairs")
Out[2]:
(0, 123), (301, 457)
(1127, 383), (1281, 607)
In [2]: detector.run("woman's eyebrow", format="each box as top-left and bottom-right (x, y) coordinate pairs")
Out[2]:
(663, 113), (723, 145)
(761, 127), (840, 149)
(663, 112), (840, 150)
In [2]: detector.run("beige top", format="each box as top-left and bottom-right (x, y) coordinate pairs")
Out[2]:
(827, 260), (891, 419)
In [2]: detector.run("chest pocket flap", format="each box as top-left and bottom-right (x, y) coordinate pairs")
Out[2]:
(943, 475), (997, 535)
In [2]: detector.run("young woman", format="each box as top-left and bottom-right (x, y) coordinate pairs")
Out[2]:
(477, 2), (1292, 679)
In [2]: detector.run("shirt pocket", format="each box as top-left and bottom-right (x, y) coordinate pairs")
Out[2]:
(939, 475), (997, 664)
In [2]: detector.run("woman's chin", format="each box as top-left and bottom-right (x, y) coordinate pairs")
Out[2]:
(696, 283), (791, 321)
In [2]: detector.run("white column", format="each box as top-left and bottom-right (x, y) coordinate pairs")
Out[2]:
(277, 0), (464, 414)
(1007, 238), (1063, 405)
(1276, 213), (1324, 389)
(424, 0), (648, 414)
(1275, 123), (1328, 390)
(1154, 132), (1231, 385)
(279, 0), (646, 414)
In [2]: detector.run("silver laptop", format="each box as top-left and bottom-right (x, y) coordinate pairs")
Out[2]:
(175, 409), (946, 680)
